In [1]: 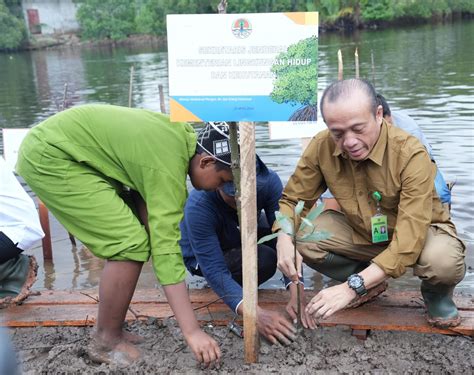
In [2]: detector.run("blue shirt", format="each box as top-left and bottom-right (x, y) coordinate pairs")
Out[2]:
(180, 161), (282, 313)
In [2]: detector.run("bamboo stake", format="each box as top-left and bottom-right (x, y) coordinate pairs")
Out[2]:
(61, 83), (68, 111)
(337, 49), (343, 80)
(240, 122), (259, 363)
(158, 84), (166, 113)
(228, 123), (241, 218)
(128, 65), (134, 107)
(371, 50), (375, 86)
(355, 48), (360, 79)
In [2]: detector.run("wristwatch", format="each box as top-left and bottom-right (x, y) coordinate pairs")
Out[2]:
(347, 274), (368, 296)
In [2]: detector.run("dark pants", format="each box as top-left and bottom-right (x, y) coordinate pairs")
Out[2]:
(0, 232), (22, 264)
(194, 243), (277, 287)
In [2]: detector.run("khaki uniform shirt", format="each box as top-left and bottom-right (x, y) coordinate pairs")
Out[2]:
(278, 120), (455, 278)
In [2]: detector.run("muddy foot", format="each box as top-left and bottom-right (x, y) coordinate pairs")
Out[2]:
(123, 331), (144, 344)
(87, 338), (141, 367)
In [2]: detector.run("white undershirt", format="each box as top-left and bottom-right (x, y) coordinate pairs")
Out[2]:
(0, 158), (44, 251)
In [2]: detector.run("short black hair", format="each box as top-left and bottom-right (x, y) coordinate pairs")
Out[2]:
(376, 93), (391, 117)
(320, 78), (378, 121)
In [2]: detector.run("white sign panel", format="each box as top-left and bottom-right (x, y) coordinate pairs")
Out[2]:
(167, 12), (318, 122)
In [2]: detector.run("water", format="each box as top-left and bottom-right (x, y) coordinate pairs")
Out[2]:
(1, 21), (472, 293)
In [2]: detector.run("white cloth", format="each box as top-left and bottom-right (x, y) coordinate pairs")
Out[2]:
(0, 158), (44, 250)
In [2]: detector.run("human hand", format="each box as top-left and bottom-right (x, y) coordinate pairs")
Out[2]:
(305, 283), (356, 320)
(276, 232), (302, 282)
(286, 283), (317, 329)
(257, 306), (297, 345)
(184, 329), (221, 369)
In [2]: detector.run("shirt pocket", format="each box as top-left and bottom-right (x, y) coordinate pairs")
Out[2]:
(380, 195), (400, 211)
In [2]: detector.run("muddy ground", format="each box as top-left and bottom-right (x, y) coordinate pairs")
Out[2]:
(7, 319), (473, 374)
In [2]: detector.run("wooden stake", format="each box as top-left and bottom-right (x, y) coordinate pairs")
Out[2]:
(240, 122), (259, 363)
(355, 48), (360, 79)
(337, 49), (343, 80)
(38, 200), (52, 260)
(158, 84), (166, 113)
(128, 65), (134, 108)
(228, 122), (241, 218)
(61, 83), (68, 111)
(371, 50), (375, 86)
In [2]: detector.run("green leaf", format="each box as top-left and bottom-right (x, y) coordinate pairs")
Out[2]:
(300, 217), (314, 232)
(297, 230), (332, 242)
(275, 211), (294, 236)
(306, 203), (325, 222)
(299, 203), (324, 232)
(257, 233), (279, 245)
(294, 200), (305, 216)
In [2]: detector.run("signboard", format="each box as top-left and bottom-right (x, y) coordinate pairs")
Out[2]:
(268, 120), (326, 140)
(167, 12), (318, 122)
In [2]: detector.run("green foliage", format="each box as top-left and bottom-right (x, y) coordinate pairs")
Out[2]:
(270, 36), (318, 107)
(0, 0), (25, 50)
(75, 0), (136, 40)
(360, 0), (395, 21)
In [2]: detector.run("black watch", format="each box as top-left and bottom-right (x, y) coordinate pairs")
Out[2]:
(347, 274), (367, 296)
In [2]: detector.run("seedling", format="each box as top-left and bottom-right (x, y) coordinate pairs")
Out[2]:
(258, 201), (331, 329)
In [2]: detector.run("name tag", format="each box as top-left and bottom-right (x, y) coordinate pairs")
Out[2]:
(371, 215), (388, 243)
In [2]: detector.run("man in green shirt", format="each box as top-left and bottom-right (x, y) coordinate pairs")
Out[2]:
(276, 79), (465, 329)
(17, 105), (233, 367)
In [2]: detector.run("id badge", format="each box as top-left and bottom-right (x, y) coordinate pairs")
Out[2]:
(371, 215), (388, 243)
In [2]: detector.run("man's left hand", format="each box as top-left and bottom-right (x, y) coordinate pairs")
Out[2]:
(305, 283), (356, 320)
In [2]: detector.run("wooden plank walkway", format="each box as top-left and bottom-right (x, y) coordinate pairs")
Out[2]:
(1, 289), (472, 337)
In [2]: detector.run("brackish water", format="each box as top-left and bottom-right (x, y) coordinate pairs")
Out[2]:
(0, 21), (472, 292)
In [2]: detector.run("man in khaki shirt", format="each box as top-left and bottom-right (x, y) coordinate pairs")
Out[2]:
(276, 78), (465, 328)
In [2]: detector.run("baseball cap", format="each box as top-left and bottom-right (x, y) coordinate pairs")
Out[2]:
(196, 122), (235, 166)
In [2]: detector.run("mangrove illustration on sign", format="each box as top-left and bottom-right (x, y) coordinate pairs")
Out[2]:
(270, 36), (318, 121)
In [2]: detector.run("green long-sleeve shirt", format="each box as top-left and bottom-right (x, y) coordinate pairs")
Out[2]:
(26, 104), (197, 285)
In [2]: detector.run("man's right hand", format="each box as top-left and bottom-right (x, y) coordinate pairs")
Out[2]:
(276, 232), (302, 282)
(256, 306), (297, 345)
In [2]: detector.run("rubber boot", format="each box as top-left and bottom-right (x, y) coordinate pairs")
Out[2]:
(420, 281), (460, 328)
(0, 254), (31, 298)
(311, 252), (369, 282)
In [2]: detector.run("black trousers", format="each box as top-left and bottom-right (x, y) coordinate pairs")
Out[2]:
(0, 232), (23, 264)
(194, 226), (278, 286)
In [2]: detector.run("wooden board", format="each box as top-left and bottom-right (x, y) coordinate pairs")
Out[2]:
(1, 289), (472, 337)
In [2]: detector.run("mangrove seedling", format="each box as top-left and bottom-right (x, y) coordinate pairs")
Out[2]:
(257, 201), (331, 329)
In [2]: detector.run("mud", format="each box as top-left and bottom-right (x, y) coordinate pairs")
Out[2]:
(8, 319), (473, 374)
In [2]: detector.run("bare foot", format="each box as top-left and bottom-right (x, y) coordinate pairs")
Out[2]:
(87, 337), (141, 367)
(122, 331), (144, 344)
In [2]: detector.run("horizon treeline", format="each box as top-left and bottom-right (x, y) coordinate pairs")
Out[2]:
(1, 0), (473, 50)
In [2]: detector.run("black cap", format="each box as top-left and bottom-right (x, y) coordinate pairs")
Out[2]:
(196, 122), (234, 166)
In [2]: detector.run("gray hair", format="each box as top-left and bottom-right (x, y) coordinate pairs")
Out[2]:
(320, 78), (378, 121)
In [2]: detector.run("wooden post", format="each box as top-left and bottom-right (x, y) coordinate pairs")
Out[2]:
(337, 49), (343, 80)
(128, 65), (134, 108)
(240, 122), (259, 363)
(158, 84), (166, 113)
(355, 48), (360, 79)
(38, 200), (52, 260)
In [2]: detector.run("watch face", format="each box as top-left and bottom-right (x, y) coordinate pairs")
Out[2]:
(348, 275), (363, 289)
